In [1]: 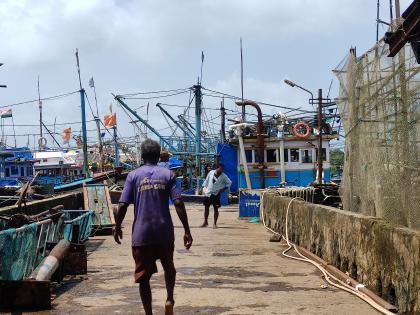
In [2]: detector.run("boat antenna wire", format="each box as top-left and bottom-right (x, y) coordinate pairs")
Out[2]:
(0, 91), (80, 109)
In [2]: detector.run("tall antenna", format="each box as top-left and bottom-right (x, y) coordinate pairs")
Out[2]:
(200, 51), (204, 85)
(37, 75), (43, 147)
(240, 37), (245, 121)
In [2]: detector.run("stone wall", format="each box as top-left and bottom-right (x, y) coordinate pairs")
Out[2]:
(262, 192), (420, 314)
(0, 191), (84, 216)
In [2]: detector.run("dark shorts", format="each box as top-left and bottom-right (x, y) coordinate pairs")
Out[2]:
(132, 243), (175, 283)
(203, 194), (221, 208)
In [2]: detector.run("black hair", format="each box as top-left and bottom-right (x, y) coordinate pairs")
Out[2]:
(141, 139), (161, 164)
(217, 163), (224, 169)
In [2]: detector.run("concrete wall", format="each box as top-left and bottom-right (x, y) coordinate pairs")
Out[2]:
(0, 191), (84, 216)
(262, 192), (420, 314)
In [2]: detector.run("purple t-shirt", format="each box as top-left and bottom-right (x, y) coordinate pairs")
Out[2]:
(119, 164), (182, 247)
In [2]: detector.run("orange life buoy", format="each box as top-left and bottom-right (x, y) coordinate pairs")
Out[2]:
(292, 122), (310, 139)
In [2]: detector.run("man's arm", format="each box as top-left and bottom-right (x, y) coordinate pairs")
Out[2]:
(113, 202), (129, 244)
(174, 199), (193, 249)
(113, 173), (134, 244)
(224, 174), (232, 188)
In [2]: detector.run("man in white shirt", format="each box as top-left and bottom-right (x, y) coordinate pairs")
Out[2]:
(201, 163), (232, 228)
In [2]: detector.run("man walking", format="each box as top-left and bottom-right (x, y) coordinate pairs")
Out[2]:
(113, 139), (193, 315)
(201, 163), (232, 228)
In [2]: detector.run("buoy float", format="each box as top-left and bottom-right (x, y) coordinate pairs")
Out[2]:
(292, 122), (310, 139)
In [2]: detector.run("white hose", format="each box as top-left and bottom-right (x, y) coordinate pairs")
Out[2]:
(259, 191), (395, 315)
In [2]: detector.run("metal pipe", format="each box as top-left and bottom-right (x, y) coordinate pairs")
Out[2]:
(113, 126), (120, 167)
(238, 135), (252, 189)
(229, 123), (253, 189)
(236, 100), (265, 189)
(95, 117), (104, 172)
(194, 84), (202, 193)
(220, 98), (226, 142)
(279, 127), (286, 186)
(113, 95), (178, 152)
(80, 89), (89, 177)
(317, 89), (323, 184)
(30, 239), (71, 281)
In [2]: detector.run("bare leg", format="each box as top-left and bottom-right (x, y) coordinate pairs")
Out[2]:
(162, 263), (176, 302)
(213, 205), (219, 228)
(139, 275), (153, 315)
(201, 204), (210, 227)
(161, 254), (176, 315)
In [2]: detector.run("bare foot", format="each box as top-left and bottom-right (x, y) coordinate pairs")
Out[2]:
(165, 300), (174, 315)
(200, 222), (208, 227)
(213, 224), (218, 229)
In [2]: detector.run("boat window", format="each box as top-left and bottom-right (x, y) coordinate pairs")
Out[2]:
(11, 166), (18, 176)
(255, 150), (261, 163)
(27, 167), (33, 176)
(244, 150), (253, 163)
(43, 159), (48, 162)
(19, 166), (25, 177)
(282, 149), (289, 162)
(266, 149), (277, 163)
(290, 149), (300, 162)
(5, 168), (10, 177)
(301, 149), (313, 163)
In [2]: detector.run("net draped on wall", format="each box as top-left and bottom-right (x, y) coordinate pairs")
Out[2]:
(334, 39), (420, 230)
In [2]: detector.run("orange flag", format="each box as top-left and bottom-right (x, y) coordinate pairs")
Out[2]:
(104, 112), (117, 128)
(62, 127), (71, 144)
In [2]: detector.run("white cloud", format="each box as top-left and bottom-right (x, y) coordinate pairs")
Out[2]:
(0, 0), (413, 146)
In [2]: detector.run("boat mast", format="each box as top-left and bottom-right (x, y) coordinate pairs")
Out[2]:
(89, 77), (104, 172)
(75, 49), (89, 177)
(37, 75), (43, 150)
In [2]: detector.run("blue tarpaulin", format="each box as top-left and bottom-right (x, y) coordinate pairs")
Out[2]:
(3, 147), (33, 161)
(217, 143), (238, 193)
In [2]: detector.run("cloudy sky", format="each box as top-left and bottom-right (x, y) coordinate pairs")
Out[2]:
(0, 0), (411, 148)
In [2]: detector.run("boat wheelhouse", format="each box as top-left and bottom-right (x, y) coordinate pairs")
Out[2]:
(33, 150), (84, 185)
(0, 147), (37, 183)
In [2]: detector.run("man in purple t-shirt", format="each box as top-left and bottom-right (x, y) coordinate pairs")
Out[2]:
(113, 139), (193, 315)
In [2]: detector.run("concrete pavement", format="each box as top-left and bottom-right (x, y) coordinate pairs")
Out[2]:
(36, 203), (378, 314)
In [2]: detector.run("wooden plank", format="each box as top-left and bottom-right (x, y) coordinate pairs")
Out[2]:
(82, 183), (89, 211)
(84, 182), (114, 233)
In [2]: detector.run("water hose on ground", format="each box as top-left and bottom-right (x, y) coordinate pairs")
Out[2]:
(259, 192), (397, 315)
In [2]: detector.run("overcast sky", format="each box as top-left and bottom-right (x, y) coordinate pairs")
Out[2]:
(0, 0), (411, 148)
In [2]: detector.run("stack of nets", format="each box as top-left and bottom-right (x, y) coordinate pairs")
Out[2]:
(334, 39), (420, 230)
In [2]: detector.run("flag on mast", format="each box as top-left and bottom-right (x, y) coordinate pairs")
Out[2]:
(104, 113), (117, 128)
(62, 127), (71, 144)
(0, 108), (12, 118)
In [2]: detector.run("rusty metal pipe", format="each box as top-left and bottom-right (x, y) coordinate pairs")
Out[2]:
(29, 239), (71, 281)
(236, 100), (265, 189)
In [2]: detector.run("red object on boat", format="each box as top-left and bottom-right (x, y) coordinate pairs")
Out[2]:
(293, 122), (310, 139)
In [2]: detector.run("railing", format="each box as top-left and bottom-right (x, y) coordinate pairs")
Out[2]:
(0, 216), (63, 280)
(63, 210), (95, 243)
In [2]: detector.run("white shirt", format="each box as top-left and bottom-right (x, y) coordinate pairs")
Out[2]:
(202, 170), (232, 197)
